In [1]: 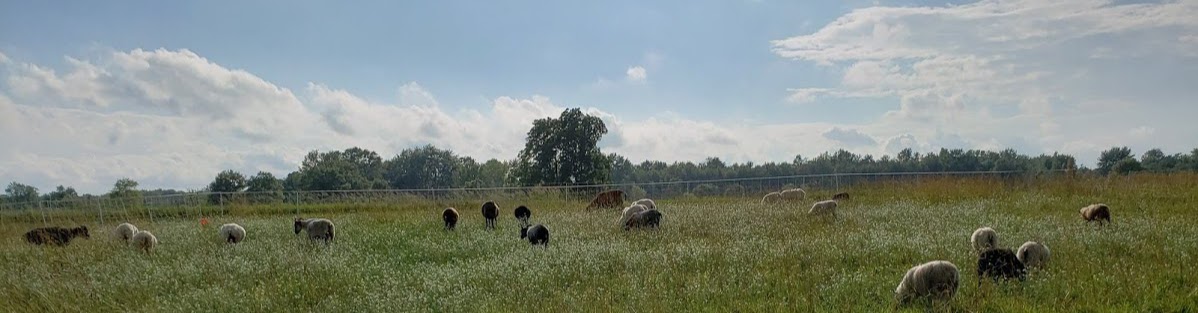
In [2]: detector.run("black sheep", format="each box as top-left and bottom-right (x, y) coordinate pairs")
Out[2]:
(481, 201), (499, 231)
(514, 205), (531, 225)
(977, 248), (1027, 285)
(24, 226), (90, 246)
(832, 192), (851, 201)
(624, 209), (663, 230)
(520, 224), (550, 246)
(442, 207), (459, 230)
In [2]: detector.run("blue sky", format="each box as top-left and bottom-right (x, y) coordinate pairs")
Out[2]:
(2, 0), (1196, 193)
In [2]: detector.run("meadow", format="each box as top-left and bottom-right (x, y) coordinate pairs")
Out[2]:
(1, 174), (1197, 312)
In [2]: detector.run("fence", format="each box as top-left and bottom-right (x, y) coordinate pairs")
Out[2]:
(0, 170), (1062, 227)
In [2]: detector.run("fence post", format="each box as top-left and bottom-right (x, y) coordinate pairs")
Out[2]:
(144, 197), (155, 224)
(219, 194), (225, 216)
(97, 199), (105, 225)
(39, 200), (48, 226)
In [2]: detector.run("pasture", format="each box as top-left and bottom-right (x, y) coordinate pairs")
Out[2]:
(2, 175), (1197, 312)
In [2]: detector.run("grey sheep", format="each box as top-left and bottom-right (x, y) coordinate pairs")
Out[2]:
(895, 260), (960, 304)
(294, 217), (335, 242)
(971, 227), (998, 253)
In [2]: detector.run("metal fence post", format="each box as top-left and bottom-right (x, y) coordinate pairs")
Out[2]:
(144, 198), (155, 224)
(97, 199), (105, 225)
(39, 200), (48, 226)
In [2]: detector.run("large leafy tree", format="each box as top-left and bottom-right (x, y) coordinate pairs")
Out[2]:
(246, 171), (284, 202)
(512, 108), (610, 186)
(5, 182), (39, 205)
(383, 145), (461, 189)
(45, 185), (80, 201)
(1096, 146), (1134, 175)
(296, 147), (386, 190)
(108, 178), (142, 205)
(208, 170), (248, 204)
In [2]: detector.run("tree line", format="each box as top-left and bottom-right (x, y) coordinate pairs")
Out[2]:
(5, 108), (1198, 207)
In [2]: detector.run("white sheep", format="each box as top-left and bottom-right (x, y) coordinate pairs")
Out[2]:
(219, 223), (246, 244)
(131, 230), (158, 254)
(618, 204), (649, 226)
(971, 227), (998, 253)
(895, 260), (960, 304)
(632, 198), (656, 210)
(807, 200), (837, 216)
(780, 188), (806, 201)
(294, 218), (335, 242)
(113, 223), (138, 243)
(1017, 241), (1050, 269)
(762, 192), (782, 204)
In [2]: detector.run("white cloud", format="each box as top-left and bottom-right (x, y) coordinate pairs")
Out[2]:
(822, 127), (877, 147)
(0, 51), (9, 64)
(626, 66), (647, 83)
(771, 0), (1198, 166)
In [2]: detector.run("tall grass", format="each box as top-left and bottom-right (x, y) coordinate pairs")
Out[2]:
(1, 174), (1196, 312)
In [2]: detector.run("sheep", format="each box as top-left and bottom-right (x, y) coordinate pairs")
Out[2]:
(971, 227), (999, 253)
(443, 207), (459, 231)
(618, 204), (649, 226)
(807, 200), (838, 216)
(977, 248), (1026, 285)
(113, 223), (138, 242)
(832, 192), (851, 201)
(481, 201), (500, 230)
(520, 224), (550, 246)
(514, 205), (531, 225)
(762, 191), (782, 204)
(586, 190), (626, 210)
(1017, 241), (1051, 269)
(23, 226), (90, 246)
(294, 217), (336, 242)
(632, 198), (656, 210)
(1080, 203), (1111, 225)
(895, 261), (960, 305)
(131, 230), (157, 254)
(780, 188), (806, 201)
(624, 209), (663, 230)
(219, 223), (246, 244)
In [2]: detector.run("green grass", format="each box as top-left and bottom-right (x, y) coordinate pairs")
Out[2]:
(2, 174), (1197, 312)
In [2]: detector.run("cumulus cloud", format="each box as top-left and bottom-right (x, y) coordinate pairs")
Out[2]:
(772, 0), (1198, 166)
(626, 66), (648, 83)
(822, 127), (877, 147)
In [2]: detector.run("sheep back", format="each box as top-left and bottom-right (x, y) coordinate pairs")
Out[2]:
(619, 204), (648, 226)
(1016, 241), (1050, 269)
(1080, 204), (1111, 224)
(586, 190), (625, 210)
(443, 207), (459, 230)
(114, 223), (139, 242)
(832, 192), (851, 201)
(296, 218), (335, 242)
(625, 209), (663, 230)
(762, 192), (782, 204)
(514, 205), (531, 222)
(481, 201), (500, 219)
(977, 248), (1026, 283)
(24, 226), (89, 246)
(780, 188), (807, 201)
(632, 198), (656, 210)
(521, 224), (550, 246)
(807, 200), (837, 215)
(219, 223), (246, 244)
(131, 230), (158, 254)
(971, 227), (999, 252)
(895, 260), (960, 304)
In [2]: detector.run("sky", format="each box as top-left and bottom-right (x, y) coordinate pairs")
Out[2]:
(1, 0), (1196, 194)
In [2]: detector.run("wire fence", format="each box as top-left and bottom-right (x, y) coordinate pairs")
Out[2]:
(0, 170), (1065, 227)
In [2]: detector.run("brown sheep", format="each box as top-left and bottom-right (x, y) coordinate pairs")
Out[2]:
(443, 207), (459, 230)
(23, 226), (90, 246)
(481, 201), (499, 230)
(1080, 203), (1111, 225)
(585, 190), (625, 210)
(832, 192), (850, 201)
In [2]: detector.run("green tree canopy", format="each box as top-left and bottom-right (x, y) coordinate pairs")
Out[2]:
(1097, 146), (1133, 175)
(5, 182), (39, 205)
(512, 108), (610, 186)
(383, 145), (461, 189)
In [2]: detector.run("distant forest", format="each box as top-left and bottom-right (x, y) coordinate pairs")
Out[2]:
(4, 109), (1198, 206)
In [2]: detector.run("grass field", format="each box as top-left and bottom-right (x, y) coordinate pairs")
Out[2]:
(2, 175), (1197, 312)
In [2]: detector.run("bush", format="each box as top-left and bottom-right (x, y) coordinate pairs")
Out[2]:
(693, 184), (720, 197)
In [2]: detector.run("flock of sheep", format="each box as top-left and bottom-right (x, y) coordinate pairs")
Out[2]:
(18, 189), (1115, 306)
(896, 203), (1112, 305)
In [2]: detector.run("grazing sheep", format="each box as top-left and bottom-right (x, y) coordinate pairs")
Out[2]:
(762, 191), (782, 204)
(807, 200), (838, 216)
(780, 188), (807, 201)
(23, 226), (90, 246)
(443, 207), (459, 231)
(1017, 241), (1051, 269)
(977, 248), (1027, 284)
(632, 198), (656, 210)
(294, 218), (336, 242)
(219, 223), (246, 244)
(520, 224), (550, 246)
(832, 192), (851, 201)
(895, 261), (960, 304)
(585, 190), (626, 210)
(131, 230), (157, 254)
(113, 223), (138, 242)
(618, 204), (649, 226)
(514, 205), (531, 225)
(624, 209), (663, 230)
(971, 227), (999, 253)
(1080, 203), (1111, 225)
(481, 201), (500, 230)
